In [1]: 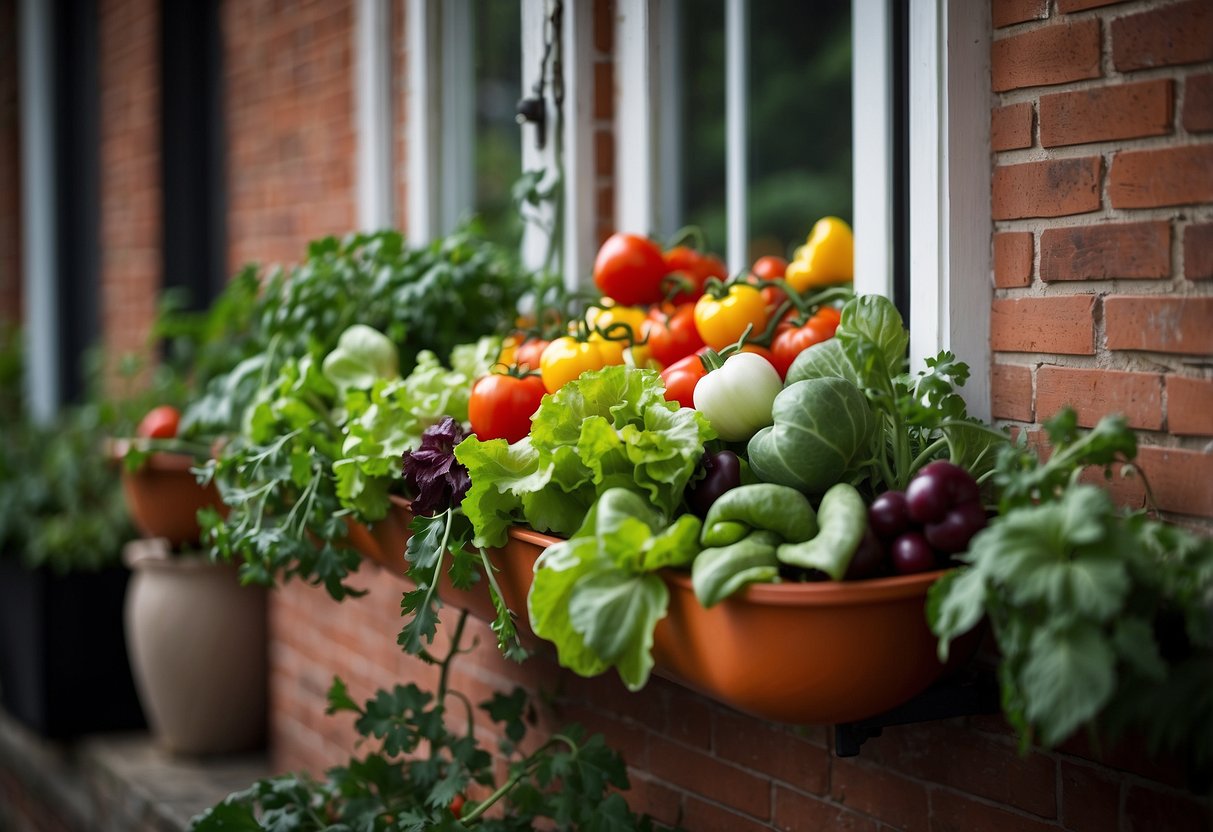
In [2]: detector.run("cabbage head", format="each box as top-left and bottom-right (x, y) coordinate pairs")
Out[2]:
(747, 377), (875, 495)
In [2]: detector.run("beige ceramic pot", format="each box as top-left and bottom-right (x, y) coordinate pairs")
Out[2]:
(123, 538), (266, 755)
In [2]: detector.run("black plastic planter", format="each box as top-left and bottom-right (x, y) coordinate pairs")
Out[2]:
(0, 558), (145, 739)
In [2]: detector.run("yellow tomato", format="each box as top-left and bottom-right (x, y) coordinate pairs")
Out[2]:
(785, 217), (854, 292)
(693, 285), (770, 351)
(539, 337), (621, 393)
(585, 303), (648, 345)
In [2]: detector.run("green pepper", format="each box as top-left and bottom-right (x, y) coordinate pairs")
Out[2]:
(701, 483), (818, 547)
(692, 530), (782, 607)
(776, 482), (867, 580)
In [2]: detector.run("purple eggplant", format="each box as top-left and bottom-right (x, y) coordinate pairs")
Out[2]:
(687, 450), (743, 518)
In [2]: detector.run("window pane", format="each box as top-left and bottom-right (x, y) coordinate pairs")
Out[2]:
(748, 1), (852, 260)
(473, 0), (522, 247)
(671, 0), (852, 262)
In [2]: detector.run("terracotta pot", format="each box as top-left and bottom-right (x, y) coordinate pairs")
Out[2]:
(123, 539), (266, 755)
(112, 441), (226, 548)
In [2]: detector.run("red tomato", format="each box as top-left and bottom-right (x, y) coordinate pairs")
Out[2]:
(751, 255), (788, 280)
(136, 405), (181, 439)
(643, 303), (705, 367)
(514, 338), (550, 372)
(663, 246), (727, 304)
(468, 373), (547, 444)
(593, 233), (668, 307)
(659, 350), (708, 409)
(449, 794), (465, 819)
(770, 309), (842, 378)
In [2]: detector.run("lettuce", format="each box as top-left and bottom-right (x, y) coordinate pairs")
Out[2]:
(528, 489), (702, 690)
(455, 365), (716, 547)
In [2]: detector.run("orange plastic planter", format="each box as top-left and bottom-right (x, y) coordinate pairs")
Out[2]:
(351, 500), (958, 725)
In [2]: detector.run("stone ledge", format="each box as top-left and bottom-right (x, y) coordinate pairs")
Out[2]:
(0, 707), (270, 832)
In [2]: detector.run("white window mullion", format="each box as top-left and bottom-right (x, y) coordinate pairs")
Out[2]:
(520, 0), (555, 273)
(851, 0), (894, 299)
(724, 0), (748, 274)
(561, 0), (595, 287)
(440, 0), (474, 235)
(18, 0), (58, 421)
(908, 0), (991, 419)
(356, 0), (393, 230)
(614, 0), (655, 235)
(406, 0), (440, 244)
(654, 0), (682, 242)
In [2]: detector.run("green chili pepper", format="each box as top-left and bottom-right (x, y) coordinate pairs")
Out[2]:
(776, 482), (867, 580)
(701, 483), (818, 547)
(692, 531), (782, 608)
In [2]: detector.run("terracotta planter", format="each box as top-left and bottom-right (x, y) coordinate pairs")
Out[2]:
(123, 539), (266, 755)
(111, 441), (226, 548)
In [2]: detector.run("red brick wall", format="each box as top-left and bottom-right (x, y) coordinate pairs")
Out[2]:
(989, 0), (1213, 526)
(0, 0), (19, 326)
(97, 0), (161, 377)
(221, 0), (357, 273)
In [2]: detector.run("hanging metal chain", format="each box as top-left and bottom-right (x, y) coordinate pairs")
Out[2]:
(516, 0), (564, 151)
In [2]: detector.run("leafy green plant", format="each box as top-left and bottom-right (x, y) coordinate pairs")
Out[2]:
(0, 328), (134, 573)
(191, 611), (675, 832)
(199, 230), (534, 600)
(929, 411), (1213, 773)
(784, 295), (1008, 496)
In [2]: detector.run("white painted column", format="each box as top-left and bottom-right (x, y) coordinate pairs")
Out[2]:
(439, 0), (474, 234)
(614, 0), (654, 236)
(18, 0), (58, 421)
(561, 0), (595, 288)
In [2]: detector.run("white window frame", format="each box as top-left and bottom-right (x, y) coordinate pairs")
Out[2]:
(356, 0), (394, 231)
(615, 0), (992, 418)
(398, 0), (594, 290)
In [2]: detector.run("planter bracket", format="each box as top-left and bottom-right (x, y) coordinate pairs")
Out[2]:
(834, 667), (999, 757)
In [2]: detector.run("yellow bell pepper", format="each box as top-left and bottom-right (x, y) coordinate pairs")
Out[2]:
(785, 217), (854, 292)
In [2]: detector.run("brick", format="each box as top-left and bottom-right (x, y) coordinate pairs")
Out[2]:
(1184, 73), (1213, 133)
(1112, 0), (1213, 72)
(713, 711), (830, 794)
(1039, 222), (1171, 282)
(593, 0), (614, 54)
(1036, 366), (1163, 430)
(991, 363), (1034, 422)
(1136, 445), (1213, 517)
(992, 0), (1048, 29)
(1061, 761), (1120, 832)
(992, 157), (1103, 220)
(1105, 295), (1213, 354)
(594, 60), (614, 120)
(1040, 79), (1173, 147)
(930, 790), (1060, 832)
(648, 736), (771, 820)
(992, 102), (1034, 151)
(623, 773), (682, 829)
(862, 722), (1058, 818)
(1169, 375), (1213, 436)
(992, 19), (1101, 92)
(1186, 223), (1213, 281)
(1124, 784), (1213, 832)
(994, 231), (1034, 288)
(1059, 0), (1129, 10)
(594, 129), (614, 178)
(773, 787), (880, 832)
(829, 759), (929, 832)
(680, 796), (772, 832)
(991, 296), (1097, 355)
(1109, 145), (1213, 209)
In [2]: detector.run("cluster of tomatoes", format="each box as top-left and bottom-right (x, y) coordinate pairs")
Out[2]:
(468, 224), (854, 446)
